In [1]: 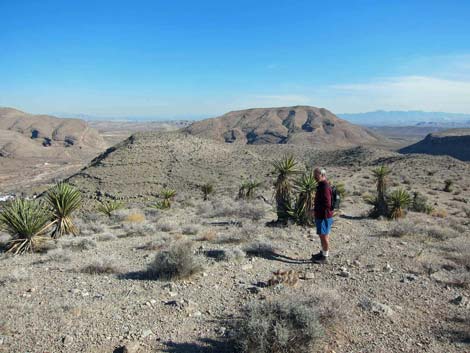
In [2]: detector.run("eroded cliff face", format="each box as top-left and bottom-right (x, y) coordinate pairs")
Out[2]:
(400, 129), (470, 161)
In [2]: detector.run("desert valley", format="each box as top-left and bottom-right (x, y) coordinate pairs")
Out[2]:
(0, 105), (469, 353)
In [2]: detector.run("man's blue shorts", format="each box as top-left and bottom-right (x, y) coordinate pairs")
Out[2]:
(315, 218), (333, 235)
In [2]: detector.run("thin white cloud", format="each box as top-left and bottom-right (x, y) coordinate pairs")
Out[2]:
(327, 75), (470, 113)
(252, 94), (311, 105)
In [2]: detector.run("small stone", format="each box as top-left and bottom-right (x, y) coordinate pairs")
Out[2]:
(149, 299), (157, 305)
(141, 329), (154, 338)
(383, 263), (393, 273)
(193, 311), (202, 317)
(353, 260), (361, 267)
(301, 272), (315, 280)
(27, 288), (36, 293)
(62, 335), (73, 347)
(168, 291), (178, 297)
(241, 264), (253, 271)
(115, 342), (140, 353)
(338, 270), (350, 278)
(450, 295), (469, 307)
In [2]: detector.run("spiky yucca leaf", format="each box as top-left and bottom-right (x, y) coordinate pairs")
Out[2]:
(272, 155), (302, 223)
(388, 189), (411, 220)
(96, 199), (124, 217)
(201, 183), (214, 201)
(371, 165), (391, 217)
(0, 199), (51, 254)
(291, 171), (317, 225)
(155, 189), (177, 209)
(239, 180), (262, 200)
(46, 182), (82, 238)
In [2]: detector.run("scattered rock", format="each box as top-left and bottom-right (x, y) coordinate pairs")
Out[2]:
(141, 329), (154, 338)
(383, 263), (393, 273)
(450, 295), (469, 307)
(241, 264), (253, 271)
(338, 267), (350, 278)
(114, 342), (141, 353)
(62, 335), (73, 347)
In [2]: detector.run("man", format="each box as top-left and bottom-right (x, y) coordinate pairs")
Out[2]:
(311, 168), (333, 264)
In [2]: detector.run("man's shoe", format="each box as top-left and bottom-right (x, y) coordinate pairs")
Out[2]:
(311, 252), (329, 264)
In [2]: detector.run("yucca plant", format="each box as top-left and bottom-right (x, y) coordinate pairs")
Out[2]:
(96, 199), (124, 217)
(444, 179), (454, 192)
(46, 182), (82, 238)
(388, 189), (412, 220)
(272, 155), (302, 223)
(0, 199), (51, 254)
(239, 180), (262, 200)
(152, 189), (177, 209)
(371, 165), (391, 217)
(290, 170), (317, 225)
(200, 183), (214, 201)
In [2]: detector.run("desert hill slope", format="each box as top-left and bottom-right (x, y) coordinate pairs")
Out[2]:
(68, 130), (469, 203)
(0, 107), (105, 149)
(0, 107), (108, 191)
(184, 106), (381, 147)
(400, 128), (470, 161)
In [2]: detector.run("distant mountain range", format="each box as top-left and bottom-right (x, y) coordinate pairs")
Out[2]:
(338, 110), (470, 127)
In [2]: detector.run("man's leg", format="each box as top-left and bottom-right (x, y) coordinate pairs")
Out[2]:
(319, 234), (329, 257)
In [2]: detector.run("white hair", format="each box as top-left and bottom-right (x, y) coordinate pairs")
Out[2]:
(314, 168), (327, 177)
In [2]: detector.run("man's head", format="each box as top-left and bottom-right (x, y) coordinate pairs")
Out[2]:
(314, 168), (327, 182)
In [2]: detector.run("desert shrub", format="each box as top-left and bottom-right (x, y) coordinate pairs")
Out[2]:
(197, 229), (217, 241)
(201, 199), (267, 221)
(388, 189), (411, 220)
(61, 238), (97, 251)
(238, 179), (262, 200)
(96, 199), (125, 217)
(156, 221), (177, 233)
(46, 182), (82, 238)
(46, 248), (72, 262)
(97, 232), (117, 241)
(182, 224), (200, 235)
(289, 170), (317, 225)
(425, 226), (459, 240)
(232, 300), (324, 353)
(431, 209), (448, 218)
(124, 213), (146, 223)
(244, 242), (276, 258)
(411, 192), (434, 214)
(444, 179), (454, 192)
(81, 258), (119, 274)
(200, 183), (215, 201)
(386, 220), (421, 237)
(146, 241), (202, 280)
(0, 199), (51, 254)
(80, 221), (107, 236)
(272, 155), (302, 223)
(152, 189), (177, 209)
(463, 207), (470, 218)
(120, 222), (155, 237)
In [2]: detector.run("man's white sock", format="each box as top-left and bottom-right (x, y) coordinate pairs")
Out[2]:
(321, 250), (329, 257)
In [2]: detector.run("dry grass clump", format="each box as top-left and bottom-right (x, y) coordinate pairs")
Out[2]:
(204, 248), (245, 262)
(231, 299), (324, 353)
(125, 213), (146, 223)
(61, 238), (97, 251)
(431, 209), (448, 218)
(426, 226), (459, 240)
(146, 241), (202, 280)
(197, 199), (267, 221)
(182, 224), (200, 235)
(386, 220), (458, 240)
(120, 222), (156, 237)
(156, 220), (178, 233)
(97, 232), (117, 242)
(79, 221), (107, 236)
(81, 258), (119, 274)
(46, 248), (72, 262)
(386, 220), (422, 237)
(197, 229), (217, 242)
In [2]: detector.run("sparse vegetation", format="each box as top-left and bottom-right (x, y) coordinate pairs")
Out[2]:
(444, 179), (454, 192)
(146, 241), (202, 280)
(152, 189), (177, 209)
(0, 199), (51, 254)
(370, 165), (391, 217)
(388, 189), (412, 220)
(290, 170), (317, 225)
(81, 258), (119, 274)
(272, 155), (301, 223)
(238, 179), (262, 200)
(96, 199), (124, 217)
(232, 300), (324, 353)
(200, 183), (215, 201)
(46, 182), (82, 238)
(410, 192), (434, 214)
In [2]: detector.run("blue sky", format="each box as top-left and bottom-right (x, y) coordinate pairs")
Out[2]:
(1, 0), (470, 118)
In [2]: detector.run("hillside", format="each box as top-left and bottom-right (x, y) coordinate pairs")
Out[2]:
(0, 107), (108, 191)
(400, 129), (470, 161)
(0, 107), (105, 149)
(184, 106), (381, 147)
